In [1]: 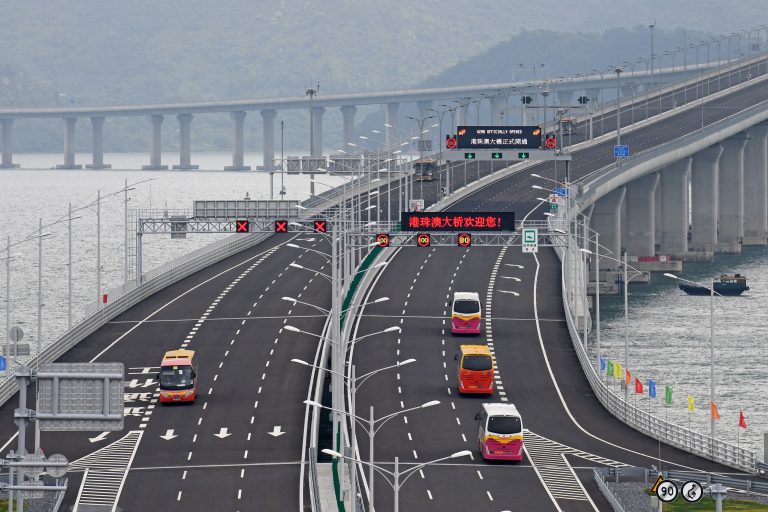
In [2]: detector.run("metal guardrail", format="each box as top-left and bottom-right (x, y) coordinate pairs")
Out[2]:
(596, 465), (768, 495)
(593, 468), (627, 512)
(550, 222), (760, 473)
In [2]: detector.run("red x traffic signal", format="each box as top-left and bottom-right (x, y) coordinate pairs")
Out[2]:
(275, 220), (288, 233)
(235, 220), (250, 233)
(314, 220), (327, 233)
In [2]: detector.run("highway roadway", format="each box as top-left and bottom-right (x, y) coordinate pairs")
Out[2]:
(345, 59), (768, 510)
(0, 56), (762, 511)
(0, 231), (338, 510)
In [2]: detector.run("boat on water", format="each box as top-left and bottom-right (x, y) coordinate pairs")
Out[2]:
(679, 274), (750, 296)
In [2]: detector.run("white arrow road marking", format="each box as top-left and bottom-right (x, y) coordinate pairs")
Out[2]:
(214, 428), (232, 439)
(127, 378), (156, 388)
(88, 432), (109, 443)
(268, 426), (285, 437)
(160, 429), (177, 441)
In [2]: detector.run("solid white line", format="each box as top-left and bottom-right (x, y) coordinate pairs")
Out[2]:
(523, 444), (564, 512)
(561, 453), (600, 511)
(530, 253), (708, 471)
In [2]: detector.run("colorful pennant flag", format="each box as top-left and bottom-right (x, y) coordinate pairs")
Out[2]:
(600, 356), (606, 373)
(635, 377), (644, 394)
(711, 401), (721, 420)
(739, 409), (747, 429)
(687, 395), (695, 412)
(648, 379), (657, 399)
(625, 368), (631, 386)
(607, 360), (614, 377)
(665, 385), (673, 405)
(614, 362), (622, 379)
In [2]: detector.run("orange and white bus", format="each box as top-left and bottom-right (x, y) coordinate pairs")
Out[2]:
(456, 345), (494, 394)
(476, 403), (524, 461)
(158, 349), (198, 403)
(451, 292), (482, 334)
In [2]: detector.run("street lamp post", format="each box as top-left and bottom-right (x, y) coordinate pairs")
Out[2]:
(306, 81), (320, 157)
(322, 448), (471, 512)
(614, 66), (624, 166)
(295, 357), (417, 512)
(663, 273), (721, 451)
(649, 20), (656, 85)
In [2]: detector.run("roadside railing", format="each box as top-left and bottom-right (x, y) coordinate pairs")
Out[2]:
(550, 220), (760, 473)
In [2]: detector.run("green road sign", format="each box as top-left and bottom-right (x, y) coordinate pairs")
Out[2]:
(491, 152), (503, 159)
(518, 152), (530, 159)
(464, 152), (476, 159)
(522, 228), (538, 253)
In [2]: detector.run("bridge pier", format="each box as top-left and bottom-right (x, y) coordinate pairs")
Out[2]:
(624, 172), (660, 257)
(743, 123), (768, 245)
(55, 117), (83, 169)
(311, 106), (324, 157)
(586, 87), (601, 107)
(690, 144), (722, 257)
(86, 117), (111, 169)
(456, 99), (469, 126)
(385, 102), (399, 147)
(590, 187), (626, 270)
(557, 90), (573, 108)
(225, 111), (250, 171)
(490, 95), (506, 125)
(142, 115), (168, 170)
(658, 158), (692, 256)
(259, 109), (276, 170)
(341, 105), (356, 149)
(716, 133), (749, 253)
(0, 119), (19, 168)
(173, 113), (199, 170)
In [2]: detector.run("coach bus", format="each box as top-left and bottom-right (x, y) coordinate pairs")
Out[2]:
(450, 291), (482, 334)
(456, 344), (494, 394)
(158, 349), (198, 403)
(476, 403), (524, 461)
(413, 158), (437, 181)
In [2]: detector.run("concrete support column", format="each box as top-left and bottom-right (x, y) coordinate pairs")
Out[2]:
(311, 106), (324, 157)
(625, 172), (660, 257)
(86, 117), (111, 169)
(490, 95), (506, 125)
(716, 133), (749, 253)
(143, 115), (168, 170)
(341, 105), (356, 149)
(557, 90), (573, 108)
(456, 100), (469, 127)
(56, 117), (82, 169)
(658, 158), (692, 255)
(225, 111), (250, 171)
(586, 87), (601, 106)
(743, 123), (768, 245)
(173, 113), (199, 170)
(260, 109), (277, 170)
(690, 144), (723, 255)
(590, 187), (626, 269)
(385, 103), (399, 148)
(0, 119), (19, 168)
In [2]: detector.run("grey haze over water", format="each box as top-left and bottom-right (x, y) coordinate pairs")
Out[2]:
(2, 152), (768, 456)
